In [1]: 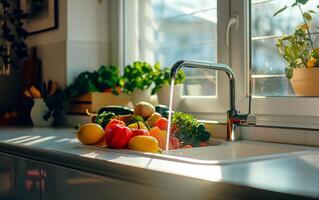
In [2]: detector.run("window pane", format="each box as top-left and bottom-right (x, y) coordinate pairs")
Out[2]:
(251, 0), (319, 97)
(131, 0), (218, 96)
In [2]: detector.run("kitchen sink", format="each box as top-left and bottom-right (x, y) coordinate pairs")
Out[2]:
(162, 140), (307, 163)
(81, 139), (309, 165)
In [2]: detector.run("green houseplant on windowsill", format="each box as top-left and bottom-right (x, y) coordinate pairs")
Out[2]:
(274, 0), (319, 96)
(152, 64), (186, 109)
(122, 61), (155, 105)
(65, 65), (131, 113)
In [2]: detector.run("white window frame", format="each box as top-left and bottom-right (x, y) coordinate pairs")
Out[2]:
(232, 0), (319, 126)
(111, 0), (319, 126)
(121, 0), (233, 115)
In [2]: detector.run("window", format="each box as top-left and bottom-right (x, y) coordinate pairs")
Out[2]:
(118, 0), (319, 122)
(251, 0), (319, 97)
(124, 0), (219, 97)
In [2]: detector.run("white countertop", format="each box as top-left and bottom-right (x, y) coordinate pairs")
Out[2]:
(0, 127), (318, 199)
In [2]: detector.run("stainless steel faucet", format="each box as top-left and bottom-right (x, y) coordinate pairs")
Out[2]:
(171, 60), (256, 141)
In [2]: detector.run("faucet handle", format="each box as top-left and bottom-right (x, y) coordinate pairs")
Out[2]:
(233, 113), (257, 126)
(246, 114), (257, 126)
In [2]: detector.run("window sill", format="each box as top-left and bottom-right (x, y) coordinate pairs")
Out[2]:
(193, 112), (319, 130)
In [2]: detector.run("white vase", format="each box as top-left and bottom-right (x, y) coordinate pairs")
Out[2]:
(130, 88), (152, 106)
(30, 99), (54, 127)
(157, 84), (182, 110)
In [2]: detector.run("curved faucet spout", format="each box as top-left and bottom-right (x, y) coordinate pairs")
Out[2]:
(171, 60), (256, 141)
(171, 60), (236, 111)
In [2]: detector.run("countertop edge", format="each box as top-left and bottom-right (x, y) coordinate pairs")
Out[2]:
(0, 141), (315, 200)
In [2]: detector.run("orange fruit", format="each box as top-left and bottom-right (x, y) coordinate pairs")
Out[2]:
(149, 127), (167, 149)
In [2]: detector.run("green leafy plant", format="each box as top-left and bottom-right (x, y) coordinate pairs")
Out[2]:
(122, 61), (155, 93)
(96, 65), (124, 95)
(274, 0), (319, 79)
(152, 64), (186, 95)
(64, 65), (123, 98)
(94, 111), (115, 128)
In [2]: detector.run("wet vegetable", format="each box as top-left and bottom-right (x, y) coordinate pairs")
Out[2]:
(98, 106), (133, 115)
(172, 112), (211, 147)
(106, 124), (132, 149)
(95, 111), (115, 128)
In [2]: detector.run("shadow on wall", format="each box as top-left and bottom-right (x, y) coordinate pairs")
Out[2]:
(0, 68), (22, 113)
(0, 47), (42, 125)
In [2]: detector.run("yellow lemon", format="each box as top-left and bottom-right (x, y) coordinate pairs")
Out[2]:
(76, 123), (105, 145)
(128, 136), (159, 153)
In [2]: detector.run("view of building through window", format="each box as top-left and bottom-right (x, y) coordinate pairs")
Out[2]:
(138, 0), (217, 96)
(134, 0), (319, 97)
(251, 0), (319, 97)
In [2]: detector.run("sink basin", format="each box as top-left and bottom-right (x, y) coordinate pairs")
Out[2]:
(163, 140), (307, 162)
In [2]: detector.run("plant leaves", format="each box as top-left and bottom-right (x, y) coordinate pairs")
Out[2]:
(273, 5), (288, 16)
(285, 67), (294, 79)
(296, 0), (309, 5)
(308, 10), (317, 14)
(303, 12), (312, 21)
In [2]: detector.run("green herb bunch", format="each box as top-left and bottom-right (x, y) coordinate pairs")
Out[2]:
(172, 112), (211, 147)
(65, 65), (123, 98)
(274, 0), (319, 79)
(94, 111), (115, 128)
(123, 61), (155, 93)
(96, 65), (124, 95)
(152, 64), (186, 95)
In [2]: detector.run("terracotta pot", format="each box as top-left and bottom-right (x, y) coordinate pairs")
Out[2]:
(290, 68), (319, 96)
(130, 88), (152, 106)
(157, 84), (182, 110)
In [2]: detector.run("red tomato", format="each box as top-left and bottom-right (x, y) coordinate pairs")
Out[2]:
(169, 136), (180, 149)
(154, 118), (168, 131)
(200, 142), (208, 147)
(106, 124), (132, 149)
(182, 145), (193, 149)
(170, 124), (178, 134)
(104, 119), (125, 131)
(131, 129), (150, 137)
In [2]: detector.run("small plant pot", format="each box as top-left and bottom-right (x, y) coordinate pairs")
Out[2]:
(69, 92), (133, 113)
(290, 68), (319, 96)
(30, 99), (54, 127)
(157, 84), (182, 110)
(130, 88), (152, 106)
(90, 92), (132, 111)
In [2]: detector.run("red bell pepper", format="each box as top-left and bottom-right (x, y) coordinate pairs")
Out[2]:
(106, 124), (132, 149)
(104, 119), (125, 132)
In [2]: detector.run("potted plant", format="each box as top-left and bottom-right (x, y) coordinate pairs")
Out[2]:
(152, 64), (186, 109)
(274, 0), (319, 96)
(123, 61), (155, 105)
(66, 65), (131, 113)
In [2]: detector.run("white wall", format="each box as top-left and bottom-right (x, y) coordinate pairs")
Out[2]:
(26, 0), (111, 87)
(66, 0), (110, 85)
(26, 0), (67, 87)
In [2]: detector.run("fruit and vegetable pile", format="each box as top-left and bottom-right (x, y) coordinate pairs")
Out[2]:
(76, 102), (212, 153)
